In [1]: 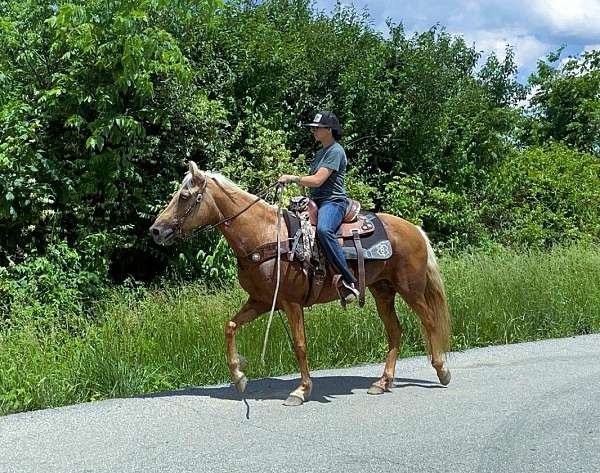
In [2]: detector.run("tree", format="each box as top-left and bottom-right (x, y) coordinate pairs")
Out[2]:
(527, 48), (600, 154)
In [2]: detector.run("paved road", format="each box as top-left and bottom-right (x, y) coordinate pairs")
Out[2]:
(1, 334), (599, 473)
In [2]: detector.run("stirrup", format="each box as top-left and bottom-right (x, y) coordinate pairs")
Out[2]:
(337, 279), (359, 309)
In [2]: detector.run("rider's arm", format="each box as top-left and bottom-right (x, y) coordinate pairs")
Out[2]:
(295, 167), (333, 187)
(278, 167), (333, 187)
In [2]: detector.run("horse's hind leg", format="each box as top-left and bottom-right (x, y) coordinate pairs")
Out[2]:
(225, 298), (269, 393)
(406, 296), (451, 386)
(367, 280), (401, 395)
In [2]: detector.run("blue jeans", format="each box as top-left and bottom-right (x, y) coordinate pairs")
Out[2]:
(315, 199), (357, 285)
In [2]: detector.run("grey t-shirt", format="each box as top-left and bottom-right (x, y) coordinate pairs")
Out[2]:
(309, 142), (348, 203)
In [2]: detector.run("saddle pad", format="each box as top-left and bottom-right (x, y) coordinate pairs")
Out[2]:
(341, 212), (392, 260)
(283, 210), (392, 261)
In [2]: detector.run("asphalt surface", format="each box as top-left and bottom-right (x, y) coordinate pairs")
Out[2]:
(1, 334), (599, 473)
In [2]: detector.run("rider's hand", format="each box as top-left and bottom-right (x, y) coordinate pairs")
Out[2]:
(278, 175), (298, 185)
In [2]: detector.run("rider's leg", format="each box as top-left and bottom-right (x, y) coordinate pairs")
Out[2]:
(316, 199), (358, 291)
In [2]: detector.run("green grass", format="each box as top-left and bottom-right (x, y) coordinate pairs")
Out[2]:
(1, 243), (599, 415)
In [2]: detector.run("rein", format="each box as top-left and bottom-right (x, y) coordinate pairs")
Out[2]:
(261, 184), (284, 365)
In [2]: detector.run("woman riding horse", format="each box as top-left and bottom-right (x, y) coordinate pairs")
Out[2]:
(150, 122), (451, 405)
(278, 111), (359, 305)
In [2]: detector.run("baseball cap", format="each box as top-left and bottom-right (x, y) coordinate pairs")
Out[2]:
(303, 111), (341, 131)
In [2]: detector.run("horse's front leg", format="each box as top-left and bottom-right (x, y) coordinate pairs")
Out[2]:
(282, 302), (312, 406)
(225, 298), (269, 393)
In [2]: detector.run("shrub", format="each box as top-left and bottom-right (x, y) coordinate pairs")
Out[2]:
(382, 174), (489, 250)
(0, 240), (107, 323)
(483, 143), (600, 247)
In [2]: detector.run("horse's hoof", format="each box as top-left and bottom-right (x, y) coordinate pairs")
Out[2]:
(238, 354), (247, 370)
(367, 384), (386, 395)
(283, 395), (304, 406)
(234, 375), (248, 393)
(438, 369), (451, 386)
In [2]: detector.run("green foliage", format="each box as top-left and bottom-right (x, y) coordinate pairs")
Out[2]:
(216, 120), (302, 190)
(344, 164), (377, 210)
(382, 175), (488, 250)
(164, 232), (238, 287)
(483, 144), (600, 247)
(527, 48), (600, 154)
(0, 0), (226, 274)
(194, 235), (238, 286)
(384, 142), (600, 251)
(0, 101), (53, 232)
(0, 240), (107, 322)
(380, 175), (429, 224)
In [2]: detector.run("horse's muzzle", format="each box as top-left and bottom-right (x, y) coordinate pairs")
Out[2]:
(150, 225), (175, 245)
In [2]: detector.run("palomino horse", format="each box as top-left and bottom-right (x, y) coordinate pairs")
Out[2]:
(150, 161), (451, 406)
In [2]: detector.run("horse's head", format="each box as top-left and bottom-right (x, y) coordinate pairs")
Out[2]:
(149, 161), (220, 245)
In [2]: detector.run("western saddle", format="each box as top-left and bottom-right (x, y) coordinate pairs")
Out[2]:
(239, 197), (373, 308)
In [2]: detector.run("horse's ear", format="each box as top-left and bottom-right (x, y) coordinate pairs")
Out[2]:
(189, 161), (200, 177)
(188, 161), (206, 186)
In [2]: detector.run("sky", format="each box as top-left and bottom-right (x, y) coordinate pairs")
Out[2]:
(314, 0), (600, 82)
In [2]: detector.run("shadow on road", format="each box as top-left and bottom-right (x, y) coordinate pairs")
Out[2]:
(139, 375), (444, 405)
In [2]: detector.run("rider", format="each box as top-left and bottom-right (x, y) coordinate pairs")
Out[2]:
(278, 111), (359, 304)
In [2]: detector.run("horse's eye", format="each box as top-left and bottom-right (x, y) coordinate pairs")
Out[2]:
(180, 190), (190, 201)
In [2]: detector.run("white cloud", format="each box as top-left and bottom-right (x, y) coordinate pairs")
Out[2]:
(530, 0), (600, 38)
(461, 30), (514, 60)
(584, 44), (600, 52)
(511, 35), (552, 67)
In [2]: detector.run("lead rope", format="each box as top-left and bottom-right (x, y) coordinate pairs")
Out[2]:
(260, 184), (284, 364)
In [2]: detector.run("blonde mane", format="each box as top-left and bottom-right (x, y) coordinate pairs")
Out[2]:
(181, 171), (237, 190)
(204, 171), (240, 191)
(181, 170), (270, 206)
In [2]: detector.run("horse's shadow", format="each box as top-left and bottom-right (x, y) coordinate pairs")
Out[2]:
(140, 375), (444, 405)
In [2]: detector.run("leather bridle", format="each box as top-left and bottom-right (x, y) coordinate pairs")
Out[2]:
(172, 176), (281, 240)
(173, 175), (209, 237)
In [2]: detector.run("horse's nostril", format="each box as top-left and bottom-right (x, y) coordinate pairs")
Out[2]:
(151, 227), (160, 236)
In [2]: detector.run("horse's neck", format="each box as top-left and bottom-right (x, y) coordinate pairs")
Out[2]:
(211, 182), (280, 256)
